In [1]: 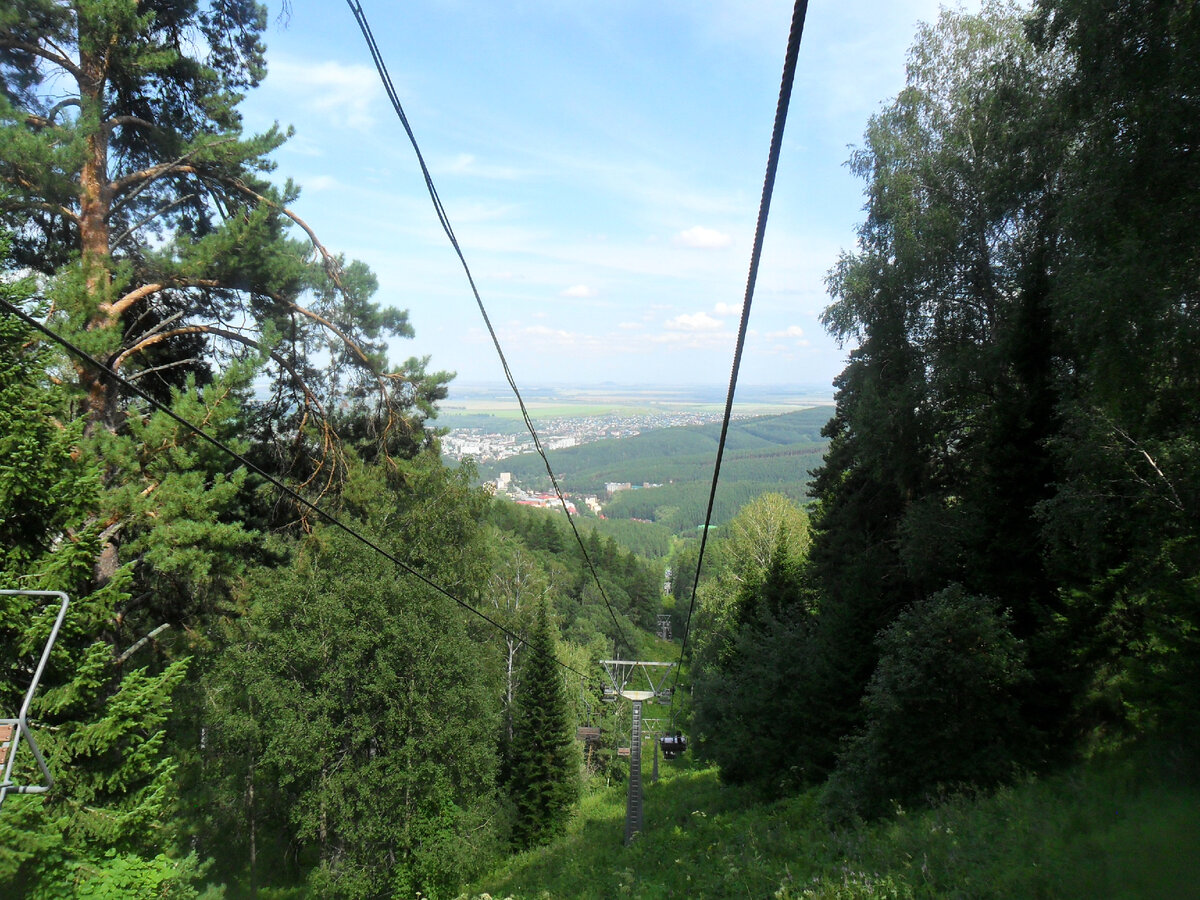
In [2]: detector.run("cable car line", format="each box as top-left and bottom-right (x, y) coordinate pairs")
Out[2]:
(0, 297), (597, 687)
(346, 0), (635, 658)
(667, 0), (811, 714)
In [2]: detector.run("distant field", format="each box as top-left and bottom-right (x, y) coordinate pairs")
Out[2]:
(436, 382), (834, 427)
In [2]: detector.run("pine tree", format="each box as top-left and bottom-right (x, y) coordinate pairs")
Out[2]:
(0, 0), (447, 465)
(508, 601), (578, 849)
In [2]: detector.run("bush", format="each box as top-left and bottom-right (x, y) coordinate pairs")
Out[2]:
(825, 585), (1030, 820)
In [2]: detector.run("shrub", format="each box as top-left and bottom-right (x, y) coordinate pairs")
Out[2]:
(825, 585), (1030, 820)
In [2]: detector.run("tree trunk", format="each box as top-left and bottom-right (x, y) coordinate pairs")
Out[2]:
(77, 40), (116, 430)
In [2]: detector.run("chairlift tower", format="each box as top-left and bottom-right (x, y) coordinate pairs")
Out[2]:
(656, 614), (672, 641)
(1, 591), (70, 812)
(600, 659), (674, 845)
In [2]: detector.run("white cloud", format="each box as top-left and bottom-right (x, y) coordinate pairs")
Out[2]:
(666, 311), (723, 331)
(675, 226), (734, 249)
(648, 330), (732, 350)
(268, 59), (381, 131)
(561, 284), (597, 298)
(525, 324), (576, 339)
(766, 325), (806, 339)
(300, 174), (338, 192)
(714, 301), (741, 316)
(618, 322), (643, 330)
(439, 153), (521, 180)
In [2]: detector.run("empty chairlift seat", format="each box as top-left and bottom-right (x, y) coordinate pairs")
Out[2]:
(0, 590), (71, 811)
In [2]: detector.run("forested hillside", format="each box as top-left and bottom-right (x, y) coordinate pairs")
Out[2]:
(479, 407), (830, 532)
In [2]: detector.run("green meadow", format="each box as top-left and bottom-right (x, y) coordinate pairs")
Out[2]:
(461, 748), (1199, 900)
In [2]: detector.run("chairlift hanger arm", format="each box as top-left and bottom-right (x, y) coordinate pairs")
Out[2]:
(0, 591), (71, 810)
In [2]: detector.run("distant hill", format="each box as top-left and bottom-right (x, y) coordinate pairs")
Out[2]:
(475, 407), (832, 532)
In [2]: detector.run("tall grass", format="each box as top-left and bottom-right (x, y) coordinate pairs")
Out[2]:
(458, 748), (1199, 899)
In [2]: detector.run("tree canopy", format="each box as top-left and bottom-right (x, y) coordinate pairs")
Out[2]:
(0, 0), (447, 466)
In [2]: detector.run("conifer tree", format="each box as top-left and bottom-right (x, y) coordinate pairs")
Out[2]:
(0, 0), (447, 466)
(0, 284), (201, 897)
(508, 601), (578, 849)
(196, 459), (502, 898)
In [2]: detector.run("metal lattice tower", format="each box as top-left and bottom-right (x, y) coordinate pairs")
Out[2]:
(656, 614), (672, 641)
(600, 660), (675, 845)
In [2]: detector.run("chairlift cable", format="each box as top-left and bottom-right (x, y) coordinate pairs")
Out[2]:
(668, 0), (811, 715)
(0, 298), (597, 686)
(346, 0), (636, 658)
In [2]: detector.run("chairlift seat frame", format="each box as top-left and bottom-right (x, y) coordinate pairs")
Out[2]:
(0, 590), (70, 811)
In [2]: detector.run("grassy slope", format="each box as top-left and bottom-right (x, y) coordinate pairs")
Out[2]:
(459, 752), (1199, 900)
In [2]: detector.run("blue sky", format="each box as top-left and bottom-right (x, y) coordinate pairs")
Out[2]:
(242, 1), (979, 392)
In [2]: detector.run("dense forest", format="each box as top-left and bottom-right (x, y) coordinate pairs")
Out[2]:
(1, 0), (1198, 898)
(0, 2), (663, 895)
(686, 0), (1200, 824)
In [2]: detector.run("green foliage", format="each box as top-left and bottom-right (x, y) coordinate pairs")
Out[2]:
(0, 307), (201, 897)
(689, 495), (816, 792)
(0, 288), (93, 570)
(0, 0), (446, 468)
(824, 587), (1031, 821)
(71, 851), (214, 900)
(1023, 0), (1200, 749)
(806, 1), (1066, 784)
(508, 603), (580, 849)
(602, 473), (817, 534)
(772, 0), (1200, 818)
(487, 499), (665, 643)
(464, 750), (1200, 900)
(578, 518), (672, 560)
(196, 460), (502, 899)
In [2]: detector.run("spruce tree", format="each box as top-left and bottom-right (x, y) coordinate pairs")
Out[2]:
(199, 460), (503, 898)
(0, 283), (200, 896)
(508, 601), (578, 849)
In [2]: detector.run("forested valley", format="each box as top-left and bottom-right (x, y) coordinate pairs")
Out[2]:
(2, 1), (1199, 898)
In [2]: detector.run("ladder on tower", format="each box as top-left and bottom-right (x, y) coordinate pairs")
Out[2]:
(625, 699), (643, 844)
(601, 659), (674, 846)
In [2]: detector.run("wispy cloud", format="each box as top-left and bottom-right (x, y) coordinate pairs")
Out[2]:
(300, 174), (338, 192)
(268, 59), (382, 131)
(767, 325), (806, 339)
(524, 324), (578, 341)
(561, 284), (597, 298)
(648, 329), (733, 350)
(675, 226), (734, 249)
(666, 311), (723, 331)
(714, 301), (741, 315)
(439, 153), (523, 180)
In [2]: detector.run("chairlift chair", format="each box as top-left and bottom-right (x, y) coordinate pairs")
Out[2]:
(659, 731), (687, 760)
(0, 590), (70, 811)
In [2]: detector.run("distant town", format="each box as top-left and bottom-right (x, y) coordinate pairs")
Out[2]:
(440, 409), (750, 464)
(441, 408), (753, 516)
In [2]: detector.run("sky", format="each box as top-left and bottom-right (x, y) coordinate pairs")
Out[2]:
(240, 0), (980, 394)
